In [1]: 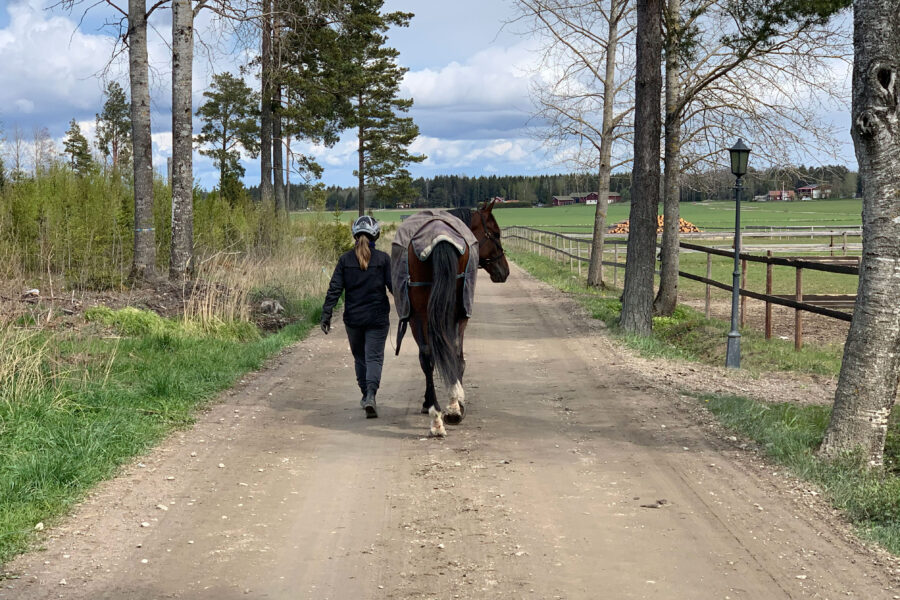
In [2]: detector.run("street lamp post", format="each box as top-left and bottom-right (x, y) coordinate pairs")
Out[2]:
(726, 139), (751, 369)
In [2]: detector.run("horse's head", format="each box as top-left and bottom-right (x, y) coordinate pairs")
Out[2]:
(472, 201), (510, 283)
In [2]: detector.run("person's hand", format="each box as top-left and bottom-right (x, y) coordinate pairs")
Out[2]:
(320, 315), (331, 335)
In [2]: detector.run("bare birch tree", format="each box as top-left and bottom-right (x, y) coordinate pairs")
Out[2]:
(259, 0), (274, 205)
(654, 0), (852, 315)
(126, 0), (158, 279)
(819, 0), (900, 467)
(31, 126), (55, 176)
(170, 0), (194, 278)
(516, 0), (635, 288)
(9, 124), (27, 181)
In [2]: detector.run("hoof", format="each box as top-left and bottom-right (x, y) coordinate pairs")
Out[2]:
(429, 406), (446, 437)
(444, 401), (466, 425)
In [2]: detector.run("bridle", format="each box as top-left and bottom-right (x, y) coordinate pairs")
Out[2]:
(473, 209), (506, 269)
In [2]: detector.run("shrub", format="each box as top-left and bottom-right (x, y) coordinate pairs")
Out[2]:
(85, 306), (171, 336)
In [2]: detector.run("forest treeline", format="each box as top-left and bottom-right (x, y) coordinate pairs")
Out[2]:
(250, 164), (859, 211)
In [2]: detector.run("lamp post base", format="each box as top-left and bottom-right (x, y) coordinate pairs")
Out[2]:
(726, 331), (741, 369)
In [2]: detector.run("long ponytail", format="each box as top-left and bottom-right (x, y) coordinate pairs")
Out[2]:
(355, 235), (371, 270)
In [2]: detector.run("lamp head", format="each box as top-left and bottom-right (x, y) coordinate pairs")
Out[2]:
(729, 138), (751, 178)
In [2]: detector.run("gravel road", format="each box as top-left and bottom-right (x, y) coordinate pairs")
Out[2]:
(3, 263), (898, 599)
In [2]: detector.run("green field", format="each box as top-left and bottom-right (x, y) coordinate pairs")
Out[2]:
(295, 198), (863, 231)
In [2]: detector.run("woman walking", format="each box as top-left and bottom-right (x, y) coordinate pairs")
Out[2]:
(320, 216), (392, 418)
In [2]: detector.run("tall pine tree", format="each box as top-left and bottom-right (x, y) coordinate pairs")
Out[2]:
(341, 0), (425, 215)
(63, 119), (93, 174)
(95, 81), (132, 170)
(196, 72), (260, 199)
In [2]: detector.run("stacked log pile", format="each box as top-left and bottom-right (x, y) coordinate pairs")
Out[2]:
(607, 216), (701, 234)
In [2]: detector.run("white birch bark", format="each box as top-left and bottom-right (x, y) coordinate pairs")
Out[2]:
(820, 0), (900, 467)
(129, 0), (156, 280)
(170, 0), (194, 278)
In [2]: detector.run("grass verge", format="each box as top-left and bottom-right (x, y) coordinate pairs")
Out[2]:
(508, 249), (843, 376)
(0, 305), (321, 565)
(702, 394), (900, 553)
(0, 239), (334, 566)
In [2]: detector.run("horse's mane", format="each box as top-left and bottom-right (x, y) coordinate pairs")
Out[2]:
(447, 207), (472, 226)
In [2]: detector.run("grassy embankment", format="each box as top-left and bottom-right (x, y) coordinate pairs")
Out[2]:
(0, 170), (350, 566)
(509, 240), (900, 554)
(0, 250), (335, 565)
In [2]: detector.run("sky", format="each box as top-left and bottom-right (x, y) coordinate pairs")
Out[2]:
(0, 0), (856, 190)
(0, 0), (553, 189)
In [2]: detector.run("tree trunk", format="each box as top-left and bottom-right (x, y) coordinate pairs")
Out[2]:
(620, 0), (662, 334)
(819, 0), (900, 467)
(259, 0), (274, 204)
(170, 0), (193, 279)
(587, 159), (611, 287)
(273, 82), (286, 213)
(358, 94), (365, 217)
(654, 0), (683, 316)
(128, 0), (156, 280)
(587, 0), (621, 289)
(272, 11), (285, 214)
(285, 134), (291, 210)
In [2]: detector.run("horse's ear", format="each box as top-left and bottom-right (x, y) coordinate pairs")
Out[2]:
(484, 200), (496, 213)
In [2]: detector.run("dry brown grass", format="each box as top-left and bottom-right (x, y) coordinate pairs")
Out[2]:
(182, 244), (330, 333)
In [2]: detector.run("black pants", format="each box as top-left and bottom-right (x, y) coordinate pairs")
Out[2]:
(345, 323), (389, 393)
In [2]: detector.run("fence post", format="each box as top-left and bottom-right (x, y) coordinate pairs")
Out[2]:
(842, 231), (847, 256)
(795, 267), (803, 351)
(614, 243), (619, 288)
(577, 239), (582, 277)
(740, 258), (747, 328)
(765, 250), (773, 340)
(830, 234), (834, 257)
(705, 252), (712, 319)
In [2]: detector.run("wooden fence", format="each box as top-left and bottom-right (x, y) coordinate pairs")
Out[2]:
(504, 226), (860, 350)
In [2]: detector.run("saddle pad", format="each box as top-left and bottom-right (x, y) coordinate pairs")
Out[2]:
(391, 210), (479, 321)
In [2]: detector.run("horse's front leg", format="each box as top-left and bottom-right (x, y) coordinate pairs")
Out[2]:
(444, 318), (468, 425)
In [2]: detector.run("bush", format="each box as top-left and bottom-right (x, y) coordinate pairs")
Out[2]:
(0, 168), (295, 289)
(304, 217), (353, 258)
(85, 306), (171, 336)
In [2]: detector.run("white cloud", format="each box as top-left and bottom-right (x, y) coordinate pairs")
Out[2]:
(0, 1), (117, 124)
(402, 42), (538, 110)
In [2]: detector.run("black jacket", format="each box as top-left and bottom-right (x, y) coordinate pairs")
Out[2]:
(322, 245), (393, 328)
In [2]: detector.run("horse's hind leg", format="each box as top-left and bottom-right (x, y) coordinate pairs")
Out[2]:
(419, 345), (439, 414)
(419, 345), (446, 437)
(444, 319), (468, 426)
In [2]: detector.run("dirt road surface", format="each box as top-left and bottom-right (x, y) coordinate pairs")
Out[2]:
(4, 264), (898, 599)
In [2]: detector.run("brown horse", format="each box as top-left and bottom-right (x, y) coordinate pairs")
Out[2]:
(400, 202), (510, 436)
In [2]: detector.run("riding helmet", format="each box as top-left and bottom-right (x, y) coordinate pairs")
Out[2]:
(352, 215), (381, 240)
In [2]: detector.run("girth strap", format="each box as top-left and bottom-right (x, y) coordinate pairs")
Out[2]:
(408, 272), (467, 287)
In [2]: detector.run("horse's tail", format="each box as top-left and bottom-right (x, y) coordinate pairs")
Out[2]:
(427, 242), (463, 386)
